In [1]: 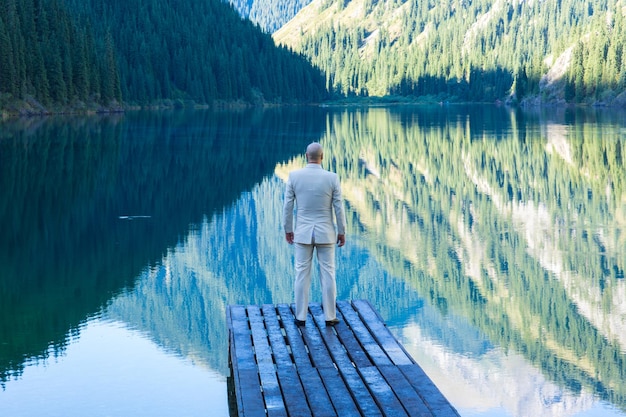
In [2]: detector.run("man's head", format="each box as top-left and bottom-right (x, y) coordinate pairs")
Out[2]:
(306, 142), (323, 163)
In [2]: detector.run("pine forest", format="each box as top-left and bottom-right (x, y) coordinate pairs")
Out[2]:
(0, 0), (122, 112)
(274, 0), (626, 105)
(0, 0), (328, 114)
(2, 0), (626, 114)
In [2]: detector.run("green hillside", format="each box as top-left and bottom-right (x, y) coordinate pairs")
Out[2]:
(274, 0), (626, 105)
(3, 0), (626, 112)
(0, 0), (121, 114)
(229, 0), (314, 33)
(0, 0), (328, 114)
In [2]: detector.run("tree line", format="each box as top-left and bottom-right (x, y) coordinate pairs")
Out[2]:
(229, 0), (314, 33)
(292, 0), (626, 104)
(0, 0), (121, 111)
(3, 0), (626, 111)
(0, 0), (329, 113)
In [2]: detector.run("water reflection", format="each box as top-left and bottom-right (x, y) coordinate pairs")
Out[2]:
(1, 106), (625, 417)
(313, 106), (626, 416)
(1, 317), (224, 417)
(0, 108), (326, 384)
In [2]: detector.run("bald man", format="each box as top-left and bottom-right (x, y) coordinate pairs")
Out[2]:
(283, 142), (347, 326)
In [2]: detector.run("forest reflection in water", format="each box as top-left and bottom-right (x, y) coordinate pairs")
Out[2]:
(0, 105), (625, 417)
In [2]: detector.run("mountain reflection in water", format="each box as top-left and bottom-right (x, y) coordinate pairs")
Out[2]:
(1, 106), (625, 417)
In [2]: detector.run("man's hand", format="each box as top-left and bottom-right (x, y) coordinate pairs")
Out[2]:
(337, 234), (345, 247)
(285, 232), (294, 244)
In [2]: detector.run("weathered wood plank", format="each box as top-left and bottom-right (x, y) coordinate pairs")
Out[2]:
(332, 304), (373, 369)
(359, 366), (409, 417)
(275, 304), (312, 368)
(262, 305), (312, 417)
(295, 305), (335, 369)
(377, 365), (432, 417)
(247, 305), (287, 417)
(228, 305), (266, 416)
(398, 364), (461, 417)
(309, 304), (383, 417)
(294, 304), (361, 416)
(337, 301), (393, 367)
(297, 367), (338, 417)
(260, 305), (294, 367)
(228, 329), (245, 417)
(337, 301), (421, 414)
(317, 366), (362, 417)
(228, 301), (460, 417)
(352, 300), (414, 366)
(276, 304), (337, 417)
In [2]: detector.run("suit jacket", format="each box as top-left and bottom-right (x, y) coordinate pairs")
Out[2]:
(283, 163), (347, 244)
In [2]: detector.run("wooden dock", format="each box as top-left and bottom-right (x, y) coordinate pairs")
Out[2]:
(227, 299), (460, 417)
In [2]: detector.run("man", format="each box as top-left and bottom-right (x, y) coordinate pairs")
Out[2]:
(283, 142), (347, 326)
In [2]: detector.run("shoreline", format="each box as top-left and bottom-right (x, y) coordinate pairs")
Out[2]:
(3, 95), (626, 119)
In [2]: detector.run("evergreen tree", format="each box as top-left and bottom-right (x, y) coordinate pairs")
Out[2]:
(0, 0), (120, 110)
(282, 0), (626, 104)
(62, 0), (328, 106)
(0, 15), (16, 97)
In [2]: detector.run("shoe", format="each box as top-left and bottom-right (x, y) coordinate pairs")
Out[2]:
(325, 318), (340, 326)
(294, 319), (306, 326)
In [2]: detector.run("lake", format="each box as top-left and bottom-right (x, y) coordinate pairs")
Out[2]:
(0, 105), (625, 417)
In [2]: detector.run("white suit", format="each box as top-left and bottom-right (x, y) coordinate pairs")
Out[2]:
(283, 163), (347, 321)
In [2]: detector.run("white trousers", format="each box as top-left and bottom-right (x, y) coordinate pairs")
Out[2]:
(294, 242), (336, 321)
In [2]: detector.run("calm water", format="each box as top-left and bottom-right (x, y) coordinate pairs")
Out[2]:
(1, 106), (625, 417)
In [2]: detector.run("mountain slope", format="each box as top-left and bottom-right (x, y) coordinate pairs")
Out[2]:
(229, 0), (314, 33)
(274, 0), (626, 104)
(64, 0), (330, 105)
(0, 0), (121, 113)
(1, 0), (329, 113)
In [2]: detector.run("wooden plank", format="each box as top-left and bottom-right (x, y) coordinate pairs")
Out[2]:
(226, 307), (242, 417)
(261, 305), (295, 367)
(351, 301), (460, 416)
(247, 305), (287, 417)
(297, 367), (338, 417)
(317, 366), (362, 417)
(276, 365), (314, 417)
(360, 366), (409, 417)
(309, 304), (383, 417)
(294, 304), (361, 416)
(276, 304), (312, 368)
(398, 364), (461, 417)
(228, 305), (266, 416)
(228, 301), (460, 417)
(377, 365), (432, 417)
(295, 304), (336, 369)
(336, 300), (415, 414)
(228, 328), (245, 417)
(352, 300), (414, 366)
(337, 301), (393, 367)
(332, 305), (373, 369)
(276, 304), (337, 417)
(262, 305), (313, 417)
